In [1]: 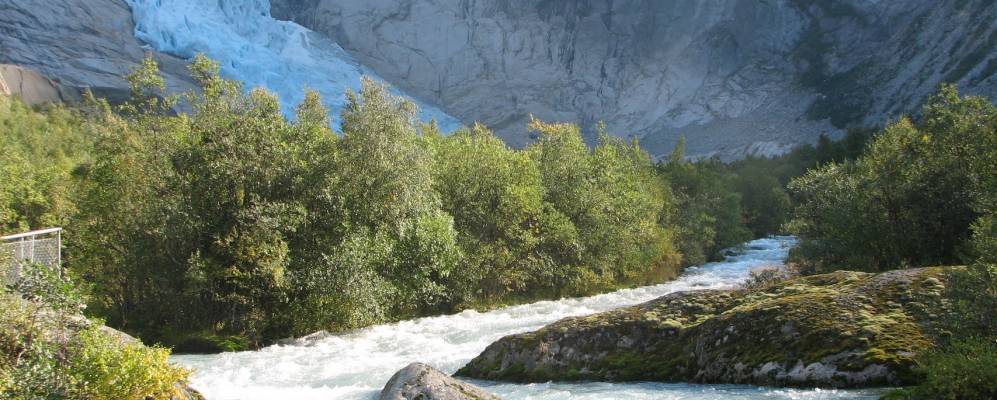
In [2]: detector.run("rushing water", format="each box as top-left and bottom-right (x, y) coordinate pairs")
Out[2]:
(126, 0), (460, 131)
(173, 236), (883, 399)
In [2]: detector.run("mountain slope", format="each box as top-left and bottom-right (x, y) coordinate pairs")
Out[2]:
(0, 0), (993, 157)
(0, 0), (195, 102)
(125, 0), (461, 130)
(272, 0), (997, 157)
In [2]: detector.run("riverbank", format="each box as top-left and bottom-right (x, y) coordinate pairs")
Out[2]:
(166, 237), (878, 399)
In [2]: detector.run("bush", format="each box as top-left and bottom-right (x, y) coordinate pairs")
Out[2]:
(888, 338), (997, 400)
(68, 326), (190, 400)
(946, 262), (997, 337)
(1, 263), (191, 399)
(0, 95), (89, 232)
(740, 265), (795, 290)
(7, 262), (82, 312)
(788, 85), (996, 273)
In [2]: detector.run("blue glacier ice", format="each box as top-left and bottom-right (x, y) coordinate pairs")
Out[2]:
(126, 0), (461, 132)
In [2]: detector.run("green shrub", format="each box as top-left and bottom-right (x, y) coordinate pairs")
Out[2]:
(788, 85), (996, 273)
(0, 292), (70, 398)
(1, 261), (191, 399)
(888, 338), (997, 400)
(0, 294), (191, 400)
(68, 326), (190, 400)
(7, 262), (81, 312)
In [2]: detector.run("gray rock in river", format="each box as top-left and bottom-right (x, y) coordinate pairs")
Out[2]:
(380, 362), (501, 400)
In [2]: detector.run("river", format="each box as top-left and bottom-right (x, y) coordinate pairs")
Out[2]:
(172, 236), (884, 399)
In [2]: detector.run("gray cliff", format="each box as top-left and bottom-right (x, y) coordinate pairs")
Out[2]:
(271, 0), (997, 157)
(0, 0), (994, 157)
(0, 0), (194, 102)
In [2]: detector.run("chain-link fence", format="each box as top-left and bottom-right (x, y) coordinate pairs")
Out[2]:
(2, 227), (62, 282)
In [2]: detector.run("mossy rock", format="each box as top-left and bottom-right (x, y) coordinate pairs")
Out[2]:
(457, 267), (957, 388)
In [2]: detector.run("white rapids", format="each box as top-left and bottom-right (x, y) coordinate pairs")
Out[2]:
(125, 0), (461, 131)
(172, 236), (884, 399)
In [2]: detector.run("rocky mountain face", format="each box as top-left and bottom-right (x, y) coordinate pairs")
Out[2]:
(0, 64), (81, 105)
(0, 0), (994, 157)
(457, 267), (955, 388)
(0, 0), (194, 103)
(272, 0), (997, 157)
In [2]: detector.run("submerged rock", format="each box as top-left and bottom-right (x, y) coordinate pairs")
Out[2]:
(457, 267), (957, 388)
(380, 363), (501, 400)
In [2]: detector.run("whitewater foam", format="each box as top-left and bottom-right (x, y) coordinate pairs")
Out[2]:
(173, 236), (883, 399)
(126, 0), (461, 131)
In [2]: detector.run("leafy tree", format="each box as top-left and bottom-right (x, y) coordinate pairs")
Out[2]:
(659, 138), (751, 265)
(788, 85), (995, 273)
(73, 56), (336, 344)
(586, 129), (677, 283)
(734, 165), (791, 236)
(527, 119), (679, 293)
(0, 96), (89, 232)
(427, 124), (546, 300)
(337, 77), (440, 233)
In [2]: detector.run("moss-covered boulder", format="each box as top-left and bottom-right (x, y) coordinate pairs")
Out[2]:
(457, 267), (956, 388)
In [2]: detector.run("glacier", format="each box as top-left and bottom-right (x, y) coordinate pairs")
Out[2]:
(125, 0), (461, 131)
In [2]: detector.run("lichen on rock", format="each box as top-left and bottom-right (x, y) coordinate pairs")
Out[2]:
(457, 267), (957, 388)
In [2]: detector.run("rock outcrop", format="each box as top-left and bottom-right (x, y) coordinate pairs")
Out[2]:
(457, 267), (957, 388)
(0, 0), (194, 103)
(0, 65), (80, 105)
(380, 363), (500, 400)
(272, 0), (997, 158)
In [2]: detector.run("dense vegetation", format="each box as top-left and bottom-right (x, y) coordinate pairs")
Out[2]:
(0, 259), (193, 399)
(0, 56), (813, 350)
(787, 85), (996, 399)
(2, 53), (994, 398)
(0, 94), (87, 233)
(788, 85), (995, 274)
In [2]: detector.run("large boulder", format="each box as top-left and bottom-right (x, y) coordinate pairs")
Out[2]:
(457, 267), (957, 388)
(380, 363), (501, 400)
